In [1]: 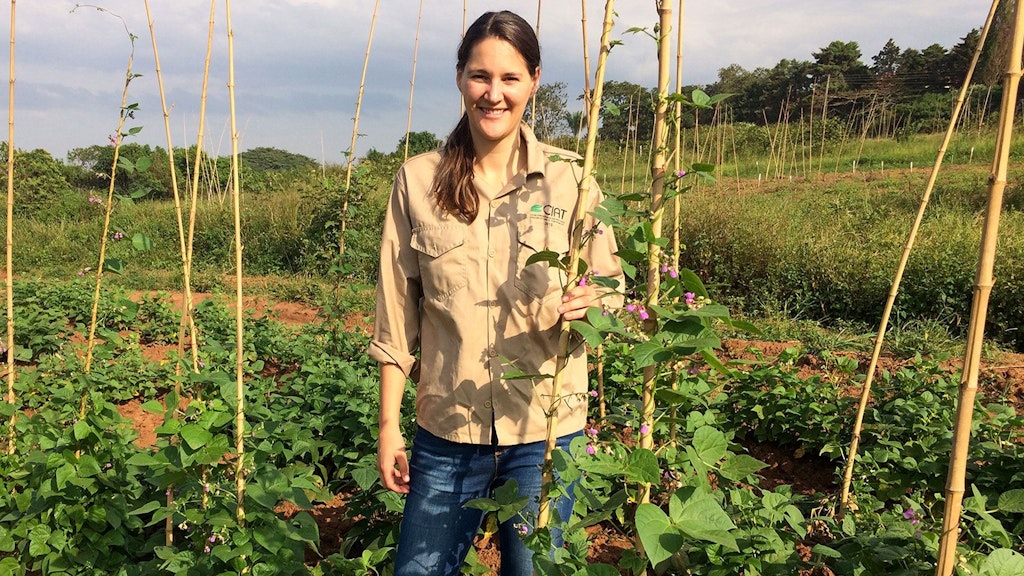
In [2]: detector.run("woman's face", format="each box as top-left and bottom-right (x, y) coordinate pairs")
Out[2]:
(456, 36), (539, 150)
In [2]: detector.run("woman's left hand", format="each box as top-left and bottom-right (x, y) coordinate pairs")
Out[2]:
(557, 284), (598, 321)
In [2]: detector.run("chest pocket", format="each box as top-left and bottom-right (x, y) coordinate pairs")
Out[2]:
(515, 220), (569, 301)
(411, 224), (467, 301)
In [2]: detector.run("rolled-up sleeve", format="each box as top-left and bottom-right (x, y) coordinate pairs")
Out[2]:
(368, 168), (422, 377)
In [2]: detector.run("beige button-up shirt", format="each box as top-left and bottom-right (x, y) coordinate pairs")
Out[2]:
(369, 126), (623, 446)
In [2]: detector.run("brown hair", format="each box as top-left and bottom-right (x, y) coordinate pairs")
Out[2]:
(431, 11), (540, 221)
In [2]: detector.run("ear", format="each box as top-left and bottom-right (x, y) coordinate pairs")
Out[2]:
(531, 67), (541, 95)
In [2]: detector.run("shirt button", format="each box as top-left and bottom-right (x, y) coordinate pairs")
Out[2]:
(488, 347), (497, 358)
(488, 249), (496, 258)
(484, 401), (492, 408)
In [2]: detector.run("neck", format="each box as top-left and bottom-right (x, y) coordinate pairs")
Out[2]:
(473, 128), (523, 185)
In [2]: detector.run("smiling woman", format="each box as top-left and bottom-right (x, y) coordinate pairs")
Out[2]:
(368, 9), (623, 576)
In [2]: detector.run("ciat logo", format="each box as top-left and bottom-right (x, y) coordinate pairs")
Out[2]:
(530, 203), (568, 224)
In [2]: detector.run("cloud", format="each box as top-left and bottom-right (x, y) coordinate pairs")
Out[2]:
(2, 0), (994, 162)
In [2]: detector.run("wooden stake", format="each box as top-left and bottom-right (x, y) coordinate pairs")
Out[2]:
(577, 0), (591, 154)
(403, 0), (424, 162)
(838, 0), (998, 520)
(637, 0), (672, 507)
(530, 0), (542, 132)
(668, 0), (684, 448)
(936, 1), (1017, 572)
(537, 0), (615, 530)
(5, 0), (16, 456)
(339, 0), (380, 257)
(224, 0), (247, 529)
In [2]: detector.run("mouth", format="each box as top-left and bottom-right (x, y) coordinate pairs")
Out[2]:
(476, 105), (508, 118)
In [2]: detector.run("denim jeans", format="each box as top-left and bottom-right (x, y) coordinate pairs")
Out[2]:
(392, 426), (582, 576)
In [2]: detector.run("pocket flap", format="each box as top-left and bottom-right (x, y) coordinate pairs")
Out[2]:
(411, 224), (465, 258)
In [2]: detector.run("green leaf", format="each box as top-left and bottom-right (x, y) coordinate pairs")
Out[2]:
(584, 564), (621, 576)
(254, 522), (285, 554)
(0, 401), (15, 418)
(719, 454), (767, 481)
(635, 503), (682, 568)
(811, 544), (843, 559)
(73, 418), (93, 441)
(130, 500), (164, 516)
(632, 342), (674, 368)
(671, 491), (738, 551)
(691, 89), (712, 108)
(570, 320), (605, 348)
(132, 233), (154, 251)
(997, 489), (1024, 513)
(126, 452), (162, 467)
(678, 269), (708, 298)
(525, 250), (563, 268)
(77, 454), (103, 478)
(179, 423), (213, 450)
(692, 426), (728, 465)
(981, 549), (1024, 576)
(135, 156), (152, 172)
(102, 258), (125, 275)
(624, 449), (661, 484)
(141, 400), (165, 414)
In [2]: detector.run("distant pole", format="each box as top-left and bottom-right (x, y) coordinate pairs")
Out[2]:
(403, 0), (424, 162)
(5, 0), (17, 456)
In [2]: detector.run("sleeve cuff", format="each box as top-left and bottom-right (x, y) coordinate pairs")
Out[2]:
(368, 340), (418, 378)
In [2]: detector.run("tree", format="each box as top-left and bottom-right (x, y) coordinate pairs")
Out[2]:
(395, 131), (441, 157)
(238, 147), (317, 172)
(813, 40), (872, 91)
(872, 39), (901, 77)
(524, 81), (569, 142)
(597, 80), (657, 145)
(1, 143), (77, 217)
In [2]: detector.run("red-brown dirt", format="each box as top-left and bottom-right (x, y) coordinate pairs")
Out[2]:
(113, 300), (1024, 574)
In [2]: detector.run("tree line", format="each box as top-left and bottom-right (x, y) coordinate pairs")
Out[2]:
(526, 14), (1014, 148)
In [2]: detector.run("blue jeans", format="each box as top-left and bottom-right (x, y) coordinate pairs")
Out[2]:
(392, 427), (582, 576)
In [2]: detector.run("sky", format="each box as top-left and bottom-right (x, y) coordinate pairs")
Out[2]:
(2, 0), (993, 165)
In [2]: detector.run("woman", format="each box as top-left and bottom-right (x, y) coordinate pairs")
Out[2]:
(369, 10), (622, 576)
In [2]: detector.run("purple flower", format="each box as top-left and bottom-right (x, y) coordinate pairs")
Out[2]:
(903, 509), (915, 520)
(113, 232), (124, 240)
(516, 524), (529, 536)
(661, 264), (669, 273)
(209, 535), (217, 543)
(669, 268), (678, 278)
(586, 427), (598, 436)
(589, 390), (598, 398)
(578, 276), (587, 287)
(638, 307), (650, 321)
(640, 423), (651, 435)
(586, 443), (596, 455)
(626, 303), (637, 313)
(677, 170), (687, 178)
(204, 546), (211, 554)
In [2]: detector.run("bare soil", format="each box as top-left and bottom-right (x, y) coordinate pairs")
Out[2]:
(111, 298), (1024, 574)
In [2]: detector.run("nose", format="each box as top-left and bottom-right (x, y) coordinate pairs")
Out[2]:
(483, 79), (502, 103)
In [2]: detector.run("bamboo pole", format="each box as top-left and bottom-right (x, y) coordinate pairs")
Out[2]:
(576, 0), (591, 154)
(83, 8), (134, 376)
(143, 0), (201, 382)
(936, 2), (1018, 573)
(403, 0), (424, 162)
(182, 0), (218, 378)
(537, 0), (615, 530)
(5, 0), (15, 456)
(637, 0), (672, 507)
(837, 0), (998, 520)
(224, 0), (247, 529)
(530, 0), (541, 132)
(339, 0), (379, 257)
(619, 92), (634, 193)
(668, 0), (684, 448)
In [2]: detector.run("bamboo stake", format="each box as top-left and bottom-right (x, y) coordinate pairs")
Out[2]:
(143, 0), (201, 383)
(936, 2), (1016, 573)
(837, 0), (999, 519)
(401, 0), (421, 161)
(619, 92), (634, 193)
(5, 0), (15, 456)
(83, 8), (134, 376)
(339, 0), (380, 257)
(224, 0), (246, 529)
(182, 0), (218, 379)
(530, 0), (541, 132)
(637, 0), (672, 507)
(668, 0), (684, 448)
(576, 0), (591, 154)
(537, 0), (615, 530)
